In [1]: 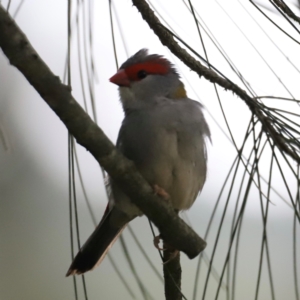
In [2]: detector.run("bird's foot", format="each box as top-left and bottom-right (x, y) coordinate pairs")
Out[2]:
(153, 235), (179, 263)
(153, 234), (166, 250)
(153, 184), (170, 199)
(163, 249), (179, 264)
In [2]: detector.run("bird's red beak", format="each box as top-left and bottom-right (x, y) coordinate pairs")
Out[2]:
(109, 69), (130, 87)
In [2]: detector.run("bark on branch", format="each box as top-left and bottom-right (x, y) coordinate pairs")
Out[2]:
(163, 241), (183, 300)
(273, 0), (300, 25)
(132, 0), (300, 164)
(0, 5), (206, 258)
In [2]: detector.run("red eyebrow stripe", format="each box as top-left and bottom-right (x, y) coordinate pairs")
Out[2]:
(124, 62), (169, 81)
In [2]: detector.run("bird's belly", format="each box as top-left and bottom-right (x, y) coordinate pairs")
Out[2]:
(133, 130), (206, 210)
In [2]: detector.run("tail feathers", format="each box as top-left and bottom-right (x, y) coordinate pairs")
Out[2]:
(66, 210), (126, 276)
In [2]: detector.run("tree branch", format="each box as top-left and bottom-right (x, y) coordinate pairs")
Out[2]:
(273, 0), (300, 26)
(132, 0), (300, 164)
(0, 5), (206, 259)
(163, 242), (183, 300)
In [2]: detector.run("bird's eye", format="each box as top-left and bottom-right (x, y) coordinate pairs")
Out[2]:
(137, 70), (147, 79)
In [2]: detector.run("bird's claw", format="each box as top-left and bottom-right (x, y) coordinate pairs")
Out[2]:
(153, 235), (179, 264)
(153, 184), (170, 199)
(163, 249), (179, 264)
(153, 235), (166, 251)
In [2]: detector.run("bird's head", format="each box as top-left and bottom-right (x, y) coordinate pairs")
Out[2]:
(109, 49), (187, 111)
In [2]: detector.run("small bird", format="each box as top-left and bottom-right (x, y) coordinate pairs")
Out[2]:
(66, 49), (210, 276)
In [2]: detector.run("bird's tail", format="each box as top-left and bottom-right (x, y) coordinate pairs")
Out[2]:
(66, 207), (127, 276)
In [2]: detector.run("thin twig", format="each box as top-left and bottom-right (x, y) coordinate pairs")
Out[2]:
(272, 0), (300, 25)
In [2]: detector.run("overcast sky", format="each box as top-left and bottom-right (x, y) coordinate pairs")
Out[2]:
(0, 1), (299, 299)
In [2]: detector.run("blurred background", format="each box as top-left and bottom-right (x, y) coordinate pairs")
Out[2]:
(0, 0), (299, 299)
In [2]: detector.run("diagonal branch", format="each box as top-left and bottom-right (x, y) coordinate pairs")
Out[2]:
(132, 0), (300, 164)
(273, 0), (300, 25)
(0, 4), (206, 259)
